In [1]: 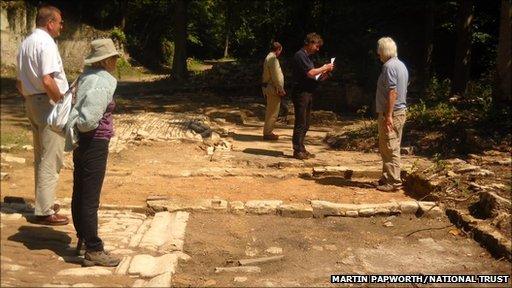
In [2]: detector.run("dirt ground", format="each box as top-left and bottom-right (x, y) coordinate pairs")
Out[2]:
(1, 76), (511, 287)
(174, 213), (511, 287)
(1, 141), (416, 208)
(2, 211), (510, 287)
(1, 74), (420, 207)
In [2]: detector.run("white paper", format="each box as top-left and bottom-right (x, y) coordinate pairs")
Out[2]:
(315, 57), (335, 80)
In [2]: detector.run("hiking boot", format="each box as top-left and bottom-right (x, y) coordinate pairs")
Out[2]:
(83, 250), (121, 267)
(76, 238), (86, 256)
(263, 133), (279, 141)
(293, 151), (308, 160)
(305, 151), (316, 159)
(376, 183), (401, 192)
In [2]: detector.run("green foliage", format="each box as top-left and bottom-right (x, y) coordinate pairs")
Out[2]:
(0, 130), (31, 147)
(110, 27), (126, 44)
(409, 101), (459, 129)
(424, 76), (451, 102)
(115, 57), (132, 79)
(187, 58), (206, 73)
(161, 40), (175, 67)
(432, 153), (447, 172)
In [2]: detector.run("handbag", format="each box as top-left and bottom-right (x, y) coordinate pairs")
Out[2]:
(47, 77), (79, 133)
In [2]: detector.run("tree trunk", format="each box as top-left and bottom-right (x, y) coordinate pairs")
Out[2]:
(451, 0), (474, 97)
(223, 33), (230, 58)
(419, 0), (434, 95)
(494, 0), (511, 103)
(223, 0), (232, 58)
(119, 0), (127, 30)
(172, 0), (188, 80)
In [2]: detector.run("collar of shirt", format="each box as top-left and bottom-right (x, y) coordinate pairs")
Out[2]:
(34, 28), (54, 41)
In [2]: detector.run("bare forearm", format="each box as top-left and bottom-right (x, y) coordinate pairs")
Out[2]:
(307, 66), (328, 78)
(42, 74), (62, 102)
(386, 89), (397, 117)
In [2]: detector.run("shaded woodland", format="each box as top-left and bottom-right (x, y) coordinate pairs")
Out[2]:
(36, 0), (507, 102)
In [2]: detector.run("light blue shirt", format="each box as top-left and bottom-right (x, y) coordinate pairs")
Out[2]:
(375, 57), (408, 113)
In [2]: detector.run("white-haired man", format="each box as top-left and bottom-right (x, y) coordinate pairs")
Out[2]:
(374, 37), (409, 192)
(16, 5), (69, 225)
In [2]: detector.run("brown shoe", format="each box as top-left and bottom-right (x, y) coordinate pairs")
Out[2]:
(34, 214), (69, 226)
(293, 151), (308, 160)
(263, 133), (279, 141)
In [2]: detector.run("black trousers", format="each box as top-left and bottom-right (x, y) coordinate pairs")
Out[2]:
(292, 91), (313, 152)
(72, 137), (109, 252)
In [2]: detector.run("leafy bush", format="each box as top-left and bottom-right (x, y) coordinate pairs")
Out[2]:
(408, 101), (460, 129)
(424, 75), (451, 102)
(110, 27), (126, 45)
(161, 40), (175, 67)
(116, 57), (132, 79)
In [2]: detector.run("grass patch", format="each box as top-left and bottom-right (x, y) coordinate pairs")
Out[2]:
(1, 128), (31, 147)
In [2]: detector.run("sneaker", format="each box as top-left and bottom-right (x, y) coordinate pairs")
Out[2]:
(372, 177), (386, 187)
(293, 151), (308, 160)
(376, 183), (401, 192)
(83, 250), (121, 267)
(263, 133), (279, 141)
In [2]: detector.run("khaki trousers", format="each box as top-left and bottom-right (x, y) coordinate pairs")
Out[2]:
(378, 109), (406, 186)
(25, 95), (64, 216)
(263, 88), (281, 135)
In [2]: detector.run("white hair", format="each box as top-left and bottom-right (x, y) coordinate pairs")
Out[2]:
(377, 37), (398, 60)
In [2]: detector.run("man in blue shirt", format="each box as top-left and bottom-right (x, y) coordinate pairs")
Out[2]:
(374, 37), (409, 192)
(291, 33), (334, 160)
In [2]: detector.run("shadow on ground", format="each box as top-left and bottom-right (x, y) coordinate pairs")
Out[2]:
(242, 148), (285, 157)
(305, 176), (375, 189)
(8, 225), (80, 264)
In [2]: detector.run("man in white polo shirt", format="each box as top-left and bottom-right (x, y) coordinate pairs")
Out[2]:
(16, 5), (69, 225)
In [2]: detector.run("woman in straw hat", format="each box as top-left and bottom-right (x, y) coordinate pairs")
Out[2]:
(68, 38), (121, 267)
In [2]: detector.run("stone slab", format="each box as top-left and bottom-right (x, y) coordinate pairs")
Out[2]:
(277, 204), (313, 218)
(56, 267), (112, 277)
(214, 266), (261, 273)
(245, 200), (283, 215)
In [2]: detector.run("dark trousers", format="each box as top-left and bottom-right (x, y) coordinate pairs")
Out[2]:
(292, 91), (313, 152)
(72, 137), (109, 252)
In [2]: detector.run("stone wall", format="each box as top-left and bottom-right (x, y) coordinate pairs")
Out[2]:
(0, 1), (109, 74)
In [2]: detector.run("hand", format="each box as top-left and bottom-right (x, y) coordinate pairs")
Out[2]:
(323, 63), (334, 72)
(385, 116), (394, 133)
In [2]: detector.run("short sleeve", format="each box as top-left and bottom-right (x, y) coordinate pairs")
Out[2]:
(294, 52), (314, 75)
(40, 42), (61, 76)
(383, 65), (398, 89)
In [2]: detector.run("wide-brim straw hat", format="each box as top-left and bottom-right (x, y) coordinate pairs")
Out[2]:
(84, 38), (120, 64)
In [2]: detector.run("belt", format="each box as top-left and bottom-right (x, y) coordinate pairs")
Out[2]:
(27, 93), (46, 97)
